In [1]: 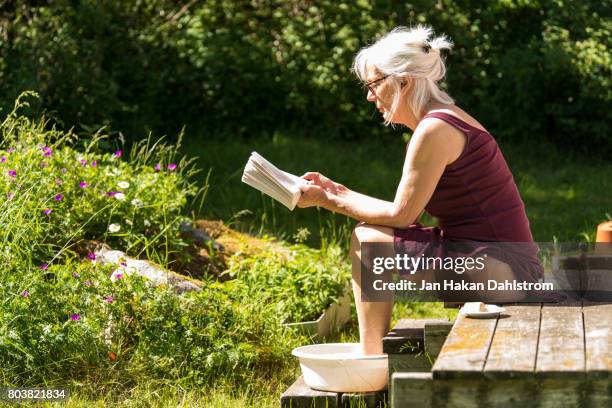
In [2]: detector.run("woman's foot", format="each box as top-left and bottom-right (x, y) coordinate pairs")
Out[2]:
(359, 340), (384, 355)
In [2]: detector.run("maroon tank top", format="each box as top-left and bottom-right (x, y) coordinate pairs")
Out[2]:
(420, 111), (534, 243)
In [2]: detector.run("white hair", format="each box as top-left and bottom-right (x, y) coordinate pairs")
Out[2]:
(353, 25), (454, 124)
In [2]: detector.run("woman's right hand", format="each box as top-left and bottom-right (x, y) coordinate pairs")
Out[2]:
(301, 172), (343, 195)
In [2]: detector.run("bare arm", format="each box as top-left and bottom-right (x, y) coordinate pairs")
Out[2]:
(297, 119), (461, 228)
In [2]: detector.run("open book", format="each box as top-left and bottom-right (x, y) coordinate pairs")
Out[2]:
(242, 151), (307, 210)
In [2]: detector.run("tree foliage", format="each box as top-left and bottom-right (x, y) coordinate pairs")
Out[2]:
(0, 0), (609, 153)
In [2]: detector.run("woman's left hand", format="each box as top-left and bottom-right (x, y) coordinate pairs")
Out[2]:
(296, 183), (329, 208)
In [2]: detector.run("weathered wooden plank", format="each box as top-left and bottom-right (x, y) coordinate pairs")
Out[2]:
(430, 378), (539, 408)
(431, 378), (483, 408)
(382, 318), (448, 354)
(280, 376), (339, 408)
(561, 255), (612, 270)
(582, 300), (612, 379)
(424, 321), (454, 359)
(385, 319), (448, 389)
(482, 379), (538, 408)
(538, 379), (585, 408)
(431, 313), (497, 379)
(388, 352), (432, 383)
(340, 391), (386, 408)
(583, 269), (612, 302)
(535, 302), (584, 378)
(392, 377), (611, 407)
(587, 379), (612, 407)
(391, 372), (433, 408)
(483, 304), (541, 379)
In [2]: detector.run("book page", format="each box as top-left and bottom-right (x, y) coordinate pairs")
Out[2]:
(242, 152), (307, 210)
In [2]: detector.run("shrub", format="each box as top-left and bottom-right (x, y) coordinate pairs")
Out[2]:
(0, 96), (301, 388)
(0, 257), (295, 387)
(0, 93), (200, 269)
(226, 242), (351, 323)
(0, 1), (608, 154)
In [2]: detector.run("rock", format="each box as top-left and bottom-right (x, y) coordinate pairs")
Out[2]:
(94, 244), (202, 294)
(180, 221), (224, 251)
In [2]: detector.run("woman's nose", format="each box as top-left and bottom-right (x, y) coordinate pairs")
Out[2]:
(366, 89), (376, 102)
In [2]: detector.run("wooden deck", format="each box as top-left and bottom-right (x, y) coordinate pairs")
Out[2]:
(393, 299), (612, 407)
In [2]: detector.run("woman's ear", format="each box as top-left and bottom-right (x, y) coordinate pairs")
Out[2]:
(400, 78), (413, 95)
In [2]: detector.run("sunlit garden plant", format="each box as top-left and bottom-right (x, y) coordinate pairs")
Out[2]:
(0, 93), (202, 270)
(0, 94), (302, 389)
(226, 242), (351, 323)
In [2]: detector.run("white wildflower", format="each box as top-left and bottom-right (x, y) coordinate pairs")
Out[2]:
(143, 219), (151, 227)
(117, 181), (130, 189)
(114, 192), (126, 201)
(131, 198), (143, 208)
(108, 223), (121, 233)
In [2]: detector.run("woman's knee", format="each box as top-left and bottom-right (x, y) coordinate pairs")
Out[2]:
(350, 223), (394, 275)
(351, 223), (393, 248)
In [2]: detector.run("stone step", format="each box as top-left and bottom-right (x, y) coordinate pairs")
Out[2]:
(280, 376), (387, 408)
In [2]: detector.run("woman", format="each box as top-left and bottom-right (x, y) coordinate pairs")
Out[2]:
(296, 26), (544, 355)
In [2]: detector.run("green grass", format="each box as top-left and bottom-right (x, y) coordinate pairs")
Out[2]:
(184, 133), (611, 245)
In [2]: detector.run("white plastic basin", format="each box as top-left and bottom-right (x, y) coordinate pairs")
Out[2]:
(291, 343), (388, 392)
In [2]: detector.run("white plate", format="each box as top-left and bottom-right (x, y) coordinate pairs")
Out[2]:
(460, 302), (505, 318)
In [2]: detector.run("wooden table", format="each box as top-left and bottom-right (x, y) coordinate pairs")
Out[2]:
(393, 299), (612, 407)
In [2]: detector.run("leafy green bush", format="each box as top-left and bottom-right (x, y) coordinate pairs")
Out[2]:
(0, 93), (200, 268)
(0, 97), (349, 389)
(0, 1), (608, 154)
(0, 98), (303, 388)
(226, 242), (350, 323)
(0, 257), (295, 387)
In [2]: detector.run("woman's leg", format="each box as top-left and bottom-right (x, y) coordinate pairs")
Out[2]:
(350, 222), (395, 355)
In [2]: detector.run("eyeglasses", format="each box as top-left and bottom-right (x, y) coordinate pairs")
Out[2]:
(364, 75), (390, 95)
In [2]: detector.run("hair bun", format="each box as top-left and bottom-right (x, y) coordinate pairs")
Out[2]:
(427, 35), (453, 53)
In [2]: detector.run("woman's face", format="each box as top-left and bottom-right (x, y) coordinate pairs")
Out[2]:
(364, 65), (408, 124)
